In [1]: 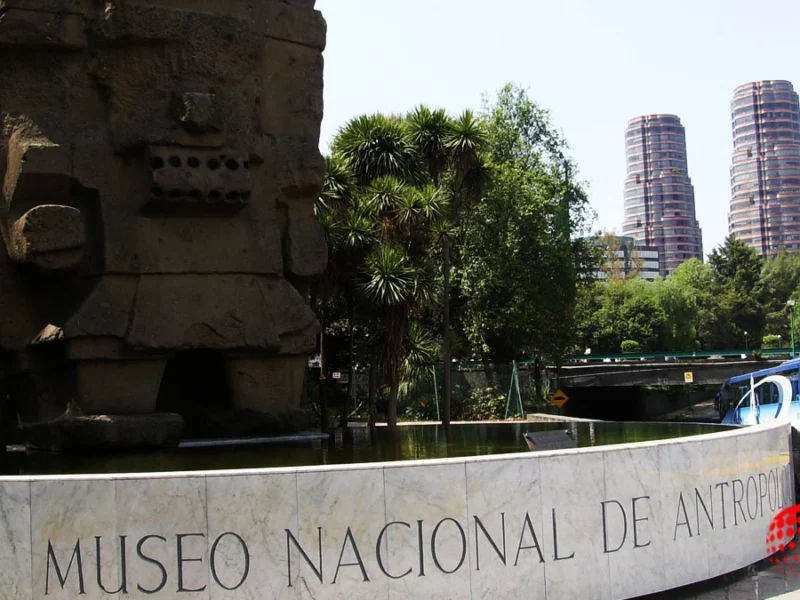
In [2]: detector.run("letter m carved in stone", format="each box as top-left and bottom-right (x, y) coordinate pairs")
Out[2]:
(46, 540), (86, 595)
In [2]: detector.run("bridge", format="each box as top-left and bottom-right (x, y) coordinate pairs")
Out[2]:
(543, 349), (794, 422)
(554, 359), (783, 388)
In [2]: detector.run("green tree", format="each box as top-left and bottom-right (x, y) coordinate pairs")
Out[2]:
(458, 84), (593, 371)
(315, 155), (377, 429)
(591, 279), (667, 353)
(756, 251), (800, 341)
(405, 106), (489, 427)
(709, 235), (763, 291)
(332, 114), (422, 186)
(668, 259), (722, 349)
(707, 236), (765, 347)
(650, 277), (698, 351)
(327, 114), (446, 428)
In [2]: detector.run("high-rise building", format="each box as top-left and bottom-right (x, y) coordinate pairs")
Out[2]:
(729, 80), (800, 256)
(622, 115), (704, 276)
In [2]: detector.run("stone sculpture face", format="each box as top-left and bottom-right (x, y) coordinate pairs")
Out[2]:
(0, 0), (328, 448)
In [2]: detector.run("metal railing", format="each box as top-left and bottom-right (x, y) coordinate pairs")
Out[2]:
(564, 348), (795, 363)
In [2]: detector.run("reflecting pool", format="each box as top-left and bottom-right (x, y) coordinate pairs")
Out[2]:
(3, 421), (732, 476)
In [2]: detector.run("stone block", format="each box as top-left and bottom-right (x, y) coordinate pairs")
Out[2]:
(102, 214), (285, 275)
(30, 479), (117, 600)
(125, 275), (317, 350)
(0, 9), (88, 48)
(65, 337), (127, 360)
(145, 146), (251, 215)
(178, 92), (222, 134)
(266, 136), (325, 201)
(1, 0), (96, 14)
(226, 355), (307, 413)
(466, 457), (546, 599)
(285, 213), (327, 278)
(262, 2), (327, 50)
(0, 482), (32, 600)
(115, 476), (208, 594)
(23, 413), (184, 451)
(64, 276), (138, 340)
(10, 204), (85, 269)
(3, 142), (74, 215)
(295, 467), (388, 599)
(206, 472), (299, 599)
(75, 359), (167, 414)
(261, 40), (324, 139)
(383, 462), (471, 600)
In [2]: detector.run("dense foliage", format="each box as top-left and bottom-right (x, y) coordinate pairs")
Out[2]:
(314, 84), (800, 427)
(573, 236), (800, 354)
(314, 84), (594, 426)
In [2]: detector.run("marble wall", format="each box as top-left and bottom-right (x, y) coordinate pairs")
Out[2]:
(0, 422), (793, 600)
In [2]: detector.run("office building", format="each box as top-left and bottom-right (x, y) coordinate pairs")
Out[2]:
(622, 114), (704, 275)
(593, 235), (660, 282)
(729, 80), (800, 256)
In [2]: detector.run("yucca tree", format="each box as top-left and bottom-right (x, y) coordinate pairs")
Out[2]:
(405, 108), (489, 427)
(406, 106), (451, 185)
(358, 179), (442, 427)
(397, 320), (440, 412)
(332, 114), (423, 187)
(326, 112), (446, 428)
(361, 245), (438, 427)
(315, 155), (378, 428)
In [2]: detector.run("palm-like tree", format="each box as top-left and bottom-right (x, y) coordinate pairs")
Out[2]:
(407, 109), (489, 427)
(361, 244), (437, 427)
(316, 155), (378, 429)
(332, 114), (422, 186)
(322, 111), (458, 429)
(406, 106), (451, 185)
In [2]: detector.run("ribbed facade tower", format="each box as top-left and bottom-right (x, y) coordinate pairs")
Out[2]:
(729, 80), (800, 256)
(622, 115), (704, 275)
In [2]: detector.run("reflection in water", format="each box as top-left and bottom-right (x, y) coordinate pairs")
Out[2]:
(4, 421), (731, 476)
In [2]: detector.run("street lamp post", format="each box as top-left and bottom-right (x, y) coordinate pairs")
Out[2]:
(789, 300), (797, 359)
(744, 331), (749, 352)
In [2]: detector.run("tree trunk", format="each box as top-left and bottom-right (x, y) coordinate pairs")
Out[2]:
(387, 378), (399, 428)
(340, 298), (356, 428)
(385, 307), (405, 429)
(442, 239), (452, 427)
(368, 356), (378, 435)
(533, 349), (543, 405)
(318, 308), (329, 432)
(481, 351), (495, 389)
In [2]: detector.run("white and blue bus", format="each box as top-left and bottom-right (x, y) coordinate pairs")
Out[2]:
(718, 358), (800, 428)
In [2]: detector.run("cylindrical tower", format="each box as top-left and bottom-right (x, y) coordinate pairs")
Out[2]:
(622, 114), (704, 275)
(729, 80), (800, 257)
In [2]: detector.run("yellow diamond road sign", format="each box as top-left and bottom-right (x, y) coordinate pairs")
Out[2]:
(550, 389), (569, 408)
(684, 372), (694, 384)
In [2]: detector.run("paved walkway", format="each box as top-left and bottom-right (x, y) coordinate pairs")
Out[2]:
(638, 536), (800, 599)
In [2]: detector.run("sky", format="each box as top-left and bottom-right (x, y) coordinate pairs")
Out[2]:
(316, 0), (800, 256)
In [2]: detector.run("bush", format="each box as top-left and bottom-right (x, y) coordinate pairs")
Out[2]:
(621, 340), (641, 354)
(400, 394), (439, 422)
(454, 387), (508, 421)
(762, 334), (782, 349)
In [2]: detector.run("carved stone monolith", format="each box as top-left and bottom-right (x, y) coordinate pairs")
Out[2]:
(0, 0), (328, 449)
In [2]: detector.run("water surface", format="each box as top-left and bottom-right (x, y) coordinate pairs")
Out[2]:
(2, 421), (731, 476)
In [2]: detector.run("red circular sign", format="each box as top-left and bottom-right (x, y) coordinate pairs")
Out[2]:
(766, 505), (800, 576)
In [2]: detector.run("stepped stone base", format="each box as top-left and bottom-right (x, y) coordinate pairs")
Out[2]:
(22, 413), (184, 452)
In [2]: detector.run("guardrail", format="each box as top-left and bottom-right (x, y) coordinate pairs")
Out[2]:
(564, 348), (796, 363)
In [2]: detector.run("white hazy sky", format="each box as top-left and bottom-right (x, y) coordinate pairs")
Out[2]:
(316, 0), (800, 255)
